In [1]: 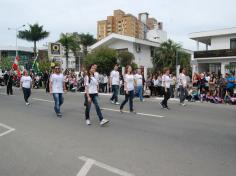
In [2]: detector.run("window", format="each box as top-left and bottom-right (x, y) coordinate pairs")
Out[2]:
(230, 38), (236, 49)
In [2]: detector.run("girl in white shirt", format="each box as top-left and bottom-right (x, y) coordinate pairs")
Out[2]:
(120, 65), (137, 113)
(20, 70), (32, 106)
(160, 68), (171, 110)
(85, 64), (109, 126)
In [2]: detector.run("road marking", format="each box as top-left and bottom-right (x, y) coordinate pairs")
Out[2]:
(78, 156), (135, 176)
(32, 98), (54, 103)
(77, 158), (95, 176)
(0, 123), (15, 137)
(101, 107), (165, 118)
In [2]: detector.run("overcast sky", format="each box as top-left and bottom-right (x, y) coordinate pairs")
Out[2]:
(0, 0), (235, 50)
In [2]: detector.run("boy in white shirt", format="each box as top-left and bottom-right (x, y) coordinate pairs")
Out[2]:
(20, 70), (32, 106)
(110, 64), (120, 105)
(134, 69), (144, 101)
(178, 68), (188, 106)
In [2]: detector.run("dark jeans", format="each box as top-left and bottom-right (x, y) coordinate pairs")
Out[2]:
(85, 94), (103, 121)
(170, 85), (175, 98)
(179, 85), (188, 103)
(120, 90), (134, 111)
(22, 87), (31, 103)
(161, 88), (170, 108)
(53, 93), (64, 114)
(110, 85), (119, 103)
(7, 84), (13, 95)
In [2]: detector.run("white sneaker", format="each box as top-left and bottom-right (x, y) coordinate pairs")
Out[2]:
(181, 103), (186, 106)
(100, 119), (109, 126)
(115, 102), (120, 105)
(110, 100), (115, 104)
(26, 102), (30, 106)
(86, 120), (91, 125)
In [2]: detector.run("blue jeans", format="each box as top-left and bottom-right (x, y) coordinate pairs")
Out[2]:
(136, 86), (143, 101)
(110, 85), (119, 103)
(120, 90), (134, 111)
(53, 93), (64, 114)
(85, 94), (103, 121)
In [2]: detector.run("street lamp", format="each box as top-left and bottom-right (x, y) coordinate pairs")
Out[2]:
(8, 24), (26, 57)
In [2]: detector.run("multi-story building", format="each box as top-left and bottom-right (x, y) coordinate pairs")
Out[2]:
(190, 27), (236, 76)
(97, 9), (164, 41)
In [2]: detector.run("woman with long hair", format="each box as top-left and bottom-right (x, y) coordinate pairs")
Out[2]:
(120, 65), (136, 113)
(84, 64), (109, 126)
(160, 67), (171, 110)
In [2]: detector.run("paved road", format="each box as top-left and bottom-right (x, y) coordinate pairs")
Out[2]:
(0, 87), (236, 176)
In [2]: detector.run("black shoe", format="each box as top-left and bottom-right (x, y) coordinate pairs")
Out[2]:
(160, 102), (164, 109)
(57, 113), (62, 118)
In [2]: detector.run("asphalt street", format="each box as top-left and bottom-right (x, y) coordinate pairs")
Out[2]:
(0, 87), (236, 176)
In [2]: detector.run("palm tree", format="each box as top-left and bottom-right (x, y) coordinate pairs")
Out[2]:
(79, 33), (97, 56)
(153, 39), (181, 72)
(59, 33), (76, 69)
(18, 23), (49, 58)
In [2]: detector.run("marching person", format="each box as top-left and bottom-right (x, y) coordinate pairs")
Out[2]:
(120, 65), (136, 113)
(50, 66), (66, 117)
(84, 64), (109, 126)
(110, 64), (120, 105)
(178, 68), (188, 106)
(6, 70), (14, 95)
(20, 70), (32, 106)
(160, 67), (171, 110)
(134, 69), (144, 102)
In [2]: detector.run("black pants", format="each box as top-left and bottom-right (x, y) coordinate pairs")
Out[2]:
(161, 88), (170, 108)
(120, 90), (134, 111)
(22, 87), (31, 103)
(7, 84), (13, 95)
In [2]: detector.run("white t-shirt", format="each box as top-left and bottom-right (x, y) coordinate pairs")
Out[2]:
(162, 75), (171, 88)
(21, 76), (32, 88)
(124, 74), (135, 91)
(110, 70), (120, 85)
(94, 72), (99, 81)
(104, 76), (108, 84)
(85, 75), (98, 94)
(178, 73), (187, 87)
(153, 79), (159, 86)
(134, 74), (143, 86)
(50, 73), (64, 93)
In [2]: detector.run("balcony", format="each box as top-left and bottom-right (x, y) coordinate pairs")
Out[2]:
(194, 49), (236, 58)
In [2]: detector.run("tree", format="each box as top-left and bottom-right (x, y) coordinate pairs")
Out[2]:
(152, 39), (181, 72)
(59, 33), (75, 69)
(84, 47), (117, 75)
(0, 57), (12, 71)
(38, 59), (51, 73)
(71, 32), (81, 71)
(118, 51), (135, 67)
(79, 33), (97, 56)
(18, 23), (49, 58)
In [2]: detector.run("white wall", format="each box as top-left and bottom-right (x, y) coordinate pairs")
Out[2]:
(211, 34), (236, 50)
(108, 40), (153, 68)
(146, 29), (167, 43)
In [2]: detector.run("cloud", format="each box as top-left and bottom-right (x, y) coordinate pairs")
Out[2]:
(0, 0), (235, 50)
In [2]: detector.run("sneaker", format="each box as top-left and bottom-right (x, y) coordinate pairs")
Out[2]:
(100, 119), (109, 126)
(115, 102), (120, 105)
(130, 110), (136, 114)
(160, 102), (164, 109)
(110, 100), (115, 104)
(25, 102), (30, 106)
(86, 120), (91, 125)
(181, 103), (186, 106)
(141, 99), (145, 102)
(120, 109), (124, 113)
(57, 113), (62, 118)
(164, 107), (170, 110)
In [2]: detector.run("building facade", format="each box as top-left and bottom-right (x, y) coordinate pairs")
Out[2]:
(0, 46), (34, 70)
(97, 9), (164, 41)
(190, 27), (236, 76)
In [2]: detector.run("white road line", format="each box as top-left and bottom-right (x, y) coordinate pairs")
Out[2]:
(0, 123), (15, 137)
(101, 107), (165, 118)
(0, 93), (16, 96)
(77, 158), (95, 176)
(78, 156), (135, 176)
(32, 98), (54, 103)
